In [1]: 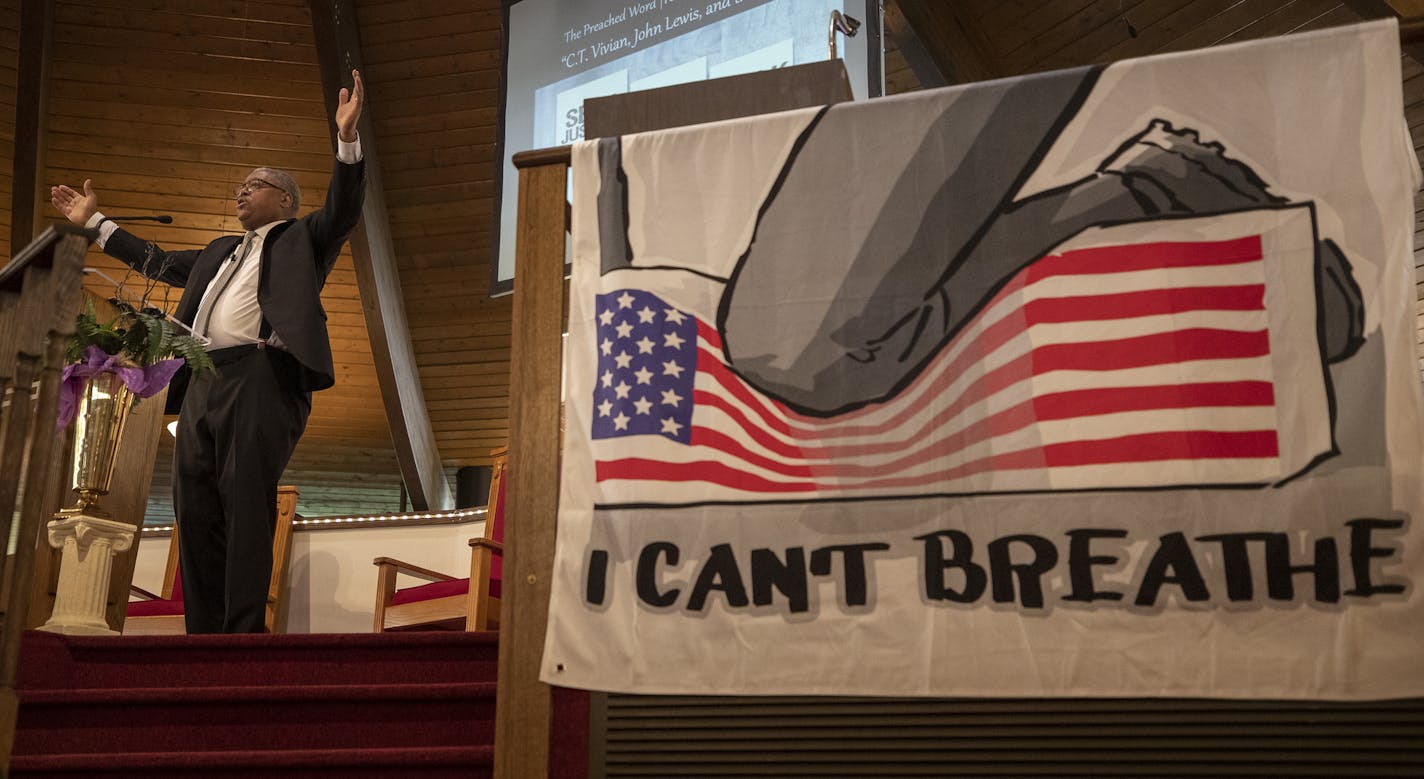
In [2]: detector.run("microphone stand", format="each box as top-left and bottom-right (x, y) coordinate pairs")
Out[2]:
(828, 10), (861, 61)
(98, 214), (174, 224)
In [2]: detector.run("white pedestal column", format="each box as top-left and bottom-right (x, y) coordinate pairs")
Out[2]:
(39, 515), (135, 636)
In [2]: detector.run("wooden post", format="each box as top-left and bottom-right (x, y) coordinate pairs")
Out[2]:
(494, 149), (570, 779)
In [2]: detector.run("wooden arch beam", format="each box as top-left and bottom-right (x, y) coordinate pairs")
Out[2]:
(883, 0), (949, 89)
(308, 0), (453, 510)
(890, 0), (1000, 83)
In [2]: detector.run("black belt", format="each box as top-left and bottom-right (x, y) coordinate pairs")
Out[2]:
(202, 316), (277, 367)
(206, 341), (290, 367)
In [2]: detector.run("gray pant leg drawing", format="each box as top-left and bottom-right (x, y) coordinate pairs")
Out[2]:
(717, 73), (1361, 416)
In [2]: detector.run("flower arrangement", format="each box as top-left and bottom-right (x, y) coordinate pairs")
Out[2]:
(57, 301), (215, 428)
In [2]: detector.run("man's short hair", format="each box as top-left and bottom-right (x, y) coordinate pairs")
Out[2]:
(254, 167), (301, 215)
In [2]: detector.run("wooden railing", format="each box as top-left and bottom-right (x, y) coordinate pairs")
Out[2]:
(0, 224), (92, 770)
(0, 225), (171, 770)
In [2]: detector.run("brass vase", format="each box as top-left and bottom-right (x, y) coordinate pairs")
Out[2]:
(62, 371), (137, 518)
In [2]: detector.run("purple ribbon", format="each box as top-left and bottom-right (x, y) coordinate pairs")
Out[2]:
(57, 345), (185, 429)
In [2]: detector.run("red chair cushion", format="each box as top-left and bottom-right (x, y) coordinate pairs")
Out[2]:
(388, 573), (503, 606)
(128, 560), (185, 618)
(126, 598), (185, 617)
(390, 577), (470, 606)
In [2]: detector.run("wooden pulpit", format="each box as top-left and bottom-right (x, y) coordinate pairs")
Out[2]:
(0, 224), (92, 770)
(583, 59), (854, 138)
(0, 224), (170, 770)
(26, 293), (170, 635)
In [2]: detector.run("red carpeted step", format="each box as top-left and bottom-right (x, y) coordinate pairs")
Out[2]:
(9, 744), (494, 778)
(6, 631), (577, 777)
(17, 630), (500, 690)
(14, 681), (497, 755)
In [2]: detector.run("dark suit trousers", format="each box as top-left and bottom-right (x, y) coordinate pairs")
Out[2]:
(174, 345), (310, 633)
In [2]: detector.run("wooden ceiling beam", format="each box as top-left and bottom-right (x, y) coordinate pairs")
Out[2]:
(882, 0), (948, 88)
(10, 0), (53, 250)
(890, 0), (1000, 84)
(308, 0), (453, 510)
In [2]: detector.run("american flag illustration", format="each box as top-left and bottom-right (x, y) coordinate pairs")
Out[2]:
(589, 208), (1328, 504)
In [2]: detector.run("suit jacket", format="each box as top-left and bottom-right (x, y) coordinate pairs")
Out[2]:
(105, 159), (366, 413)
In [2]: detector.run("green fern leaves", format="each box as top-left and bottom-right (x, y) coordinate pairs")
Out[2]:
(69, 301), (215, 378)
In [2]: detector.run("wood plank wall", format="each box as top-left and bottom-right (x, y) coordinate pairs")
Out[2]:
(42, 0), (400, 519)
(0, 0), (16, 263)
(954, 0), (1359, 77)
(355, 0), (511, 469)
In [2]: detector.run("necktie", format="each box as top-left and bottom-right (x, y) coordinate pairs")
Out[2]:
(192, 230), (257, 340)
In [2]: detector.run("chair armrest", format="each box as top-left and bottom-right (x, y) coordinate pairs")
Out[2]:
(468, 538), (504, 555)
(129, 585), (161, 601)
(372, 556), (458, 583)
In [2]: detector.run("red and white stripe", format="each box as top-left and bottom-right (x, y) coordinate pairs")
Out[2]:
(593, 210), (1325, 503)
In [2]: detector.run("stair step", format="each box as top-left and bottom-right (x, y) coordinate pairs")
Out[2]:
(19, 680), (498, 705)
(14, 682), (497, 756)
(18, 630), (499, 690)
(10, 744), (494, 778)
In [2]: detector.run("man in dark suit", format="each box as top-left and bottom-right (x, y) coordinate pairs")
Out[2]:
(50, 69), (367, 633)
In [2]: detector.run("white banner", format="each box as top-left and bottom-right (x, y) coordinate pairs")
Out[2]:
(542, 20), (1424, 700)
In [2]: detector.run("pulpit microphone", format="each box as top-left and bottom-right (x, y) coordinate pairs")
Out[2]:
(99, 214), (174, 224)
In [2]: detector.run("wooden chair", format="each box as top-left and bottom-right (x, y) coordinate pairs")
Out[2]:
(124, 485), (300, 635)
(373, 448), (506, 632)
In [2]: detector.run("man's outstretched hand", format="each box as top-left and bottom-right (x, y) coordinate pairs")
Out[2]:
(51, 179), (99, 226)
(336, 68), (364, 143)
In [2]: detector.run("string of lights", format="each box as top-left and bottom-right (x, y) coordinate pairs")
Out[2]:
(139, 506), (486, 535)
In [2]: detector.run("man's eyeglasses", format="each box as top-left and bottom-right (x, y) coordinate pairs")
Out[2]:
(234, 178), (287, 198)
